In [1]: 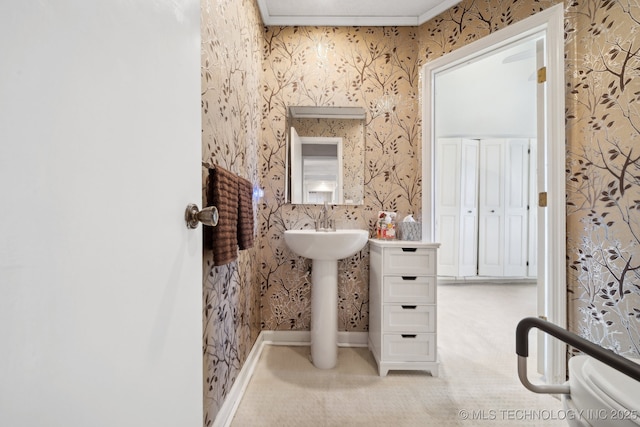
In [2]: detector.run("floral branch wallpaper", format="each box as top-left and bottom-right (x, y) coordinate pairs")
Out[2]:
(564, 0), (640, 356)
(201, 0), (640, 424)
(201, 0), (263, 424)
(260, 24), (422, 333)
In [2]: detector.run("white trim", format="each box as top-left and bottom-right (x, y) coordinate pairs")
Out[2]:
(418, 0), (463, 25)
(213, 332), (267, 427)
(421, 3), (566, 385)
(263, 15), (419, 27)
(262, 330), (310, 346)
(338, 331), (369, 347)
(213, 331), (368, 427)
(542, 3), (568, 387)
(261, 330), (368, 347)
(256, 0), (463, 27)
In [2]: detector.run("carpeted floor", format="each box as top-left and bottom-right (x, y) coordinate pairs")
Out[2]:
(231, 282), (566, 426)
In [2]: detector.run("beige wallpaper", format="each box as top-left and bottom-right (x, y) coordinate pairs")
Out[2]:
(564, 1), (640, 356)
(200, 0), (263, 424)
(201, 0), (640, 424)
(260, 26), (422, 332)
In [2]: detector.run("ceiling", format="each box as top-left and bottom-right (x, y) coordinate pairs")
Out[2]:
(256, 0), (463, 27)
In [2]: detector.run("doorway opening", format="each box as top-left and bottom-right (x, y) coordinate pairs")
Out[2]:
(421, 4), (566, 386)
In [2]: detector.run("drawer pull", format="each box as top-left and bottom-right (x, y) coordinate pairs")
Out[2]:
(401, 247), (417, 252)
(401, 305), (417, 310)
(401, 276), (417, 280)
(401, 334), (417, 339)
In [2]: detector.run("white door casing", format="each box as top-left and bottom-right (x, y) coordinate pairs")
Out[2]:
(422, 4), (566, 386)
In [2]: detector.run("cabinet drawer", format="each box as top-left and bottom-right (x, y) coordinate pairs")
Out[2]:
(382, 333), (436, 361)
(383, 276), (435, 303)
(383, 305), (435, 332)
(383, 247), (436, 275)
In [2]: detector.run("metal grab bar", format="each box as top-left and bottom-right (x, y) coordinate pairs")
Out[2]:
(515, 316), (640, 395)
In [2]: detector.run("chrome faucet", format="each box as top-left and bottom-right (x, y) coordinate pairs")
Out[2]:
(315, 201), (336, 232)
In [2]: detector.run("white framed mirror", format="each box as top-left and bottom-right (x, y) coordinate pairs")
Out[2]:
(286, 106), (365, 205)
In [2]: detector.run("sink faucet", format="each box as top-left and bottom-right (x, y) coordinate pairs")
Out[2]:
(316, 201), (336, 232)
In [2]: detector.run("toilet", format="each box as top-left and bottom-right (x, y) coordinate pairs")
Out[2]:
(562, 355), (640, 427)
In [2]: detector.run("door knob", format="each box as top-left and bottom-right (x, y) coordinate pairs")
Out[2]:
(185, 204), (218, 229)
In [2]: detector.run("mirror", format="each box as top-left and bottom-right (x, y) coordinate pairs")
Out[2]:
(286, 106), (366, 205)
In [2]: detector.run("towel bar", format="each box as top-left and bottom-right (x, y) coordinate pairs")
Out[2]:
(185, 204), (218, 229)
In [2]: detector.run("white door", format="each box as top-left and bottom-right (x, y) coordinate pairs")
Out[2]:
(435, 139), (462, 276)
(0, 2), (202, 426)
(478, 139), (505, 276)
(459, 139), (480, 277)
(504, 139), (530, 276)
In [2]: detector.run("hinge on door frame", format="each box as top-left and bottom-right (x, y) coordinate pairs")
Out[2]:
(538, 192), (548, 207)
(537, 67), (547, 83)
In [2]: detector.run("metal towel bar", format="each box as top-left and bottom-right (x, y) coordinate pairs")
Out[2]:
(515, 316), (640, 395)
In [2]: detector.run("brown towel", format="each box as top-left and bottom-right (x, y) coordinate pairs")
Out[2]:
(207, 166), (238, 266)
(237, 177), (254, 250)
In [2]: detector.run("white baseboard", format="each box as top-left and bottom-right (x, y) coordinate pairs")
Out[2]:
(262, 330), (368, 347)
(338, 331), (369, 347)
(213, 330), (369, 427)
(213, 332), (266, 427)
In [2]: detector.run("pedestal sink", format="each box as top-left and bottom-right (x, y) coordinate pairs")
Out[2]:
(284, 229), (369, 369)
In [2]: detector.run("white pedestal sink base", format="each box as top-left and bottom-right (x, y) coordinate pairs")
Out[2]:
(310, 259), (338, 369)
(283, 229), (369, 370)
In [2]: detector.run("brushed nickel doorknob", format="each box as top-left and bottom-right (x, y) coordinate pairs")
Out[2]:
(185, 204), (218, 229)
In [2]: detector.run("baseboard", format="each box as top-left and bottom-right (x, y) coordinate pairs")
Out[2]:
(213, 330), (368, 427)
(338, 331), (369, 347)
(213, 332), (267, 427)
(262, 330), (368, 347)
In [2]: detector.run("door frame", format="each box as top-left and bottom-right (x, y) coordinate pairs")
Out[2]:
(421, 4), (566, 385)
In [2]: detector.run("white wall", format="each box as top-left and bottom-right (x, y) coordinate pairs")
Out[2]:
(0, 2), (202, 426)
(435, 39), (537, 138)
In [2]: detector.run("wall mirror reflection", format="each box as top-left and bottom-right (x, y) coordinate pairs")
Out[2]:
(286, 106), (366, 205)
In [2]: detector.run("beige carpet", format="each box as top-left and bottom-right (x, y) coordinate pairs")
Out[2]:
(231, 282), (566, 426)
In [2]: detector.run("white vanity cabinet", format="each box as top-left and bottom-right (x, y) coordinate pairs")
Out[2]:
(368, 239), (440, 376)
